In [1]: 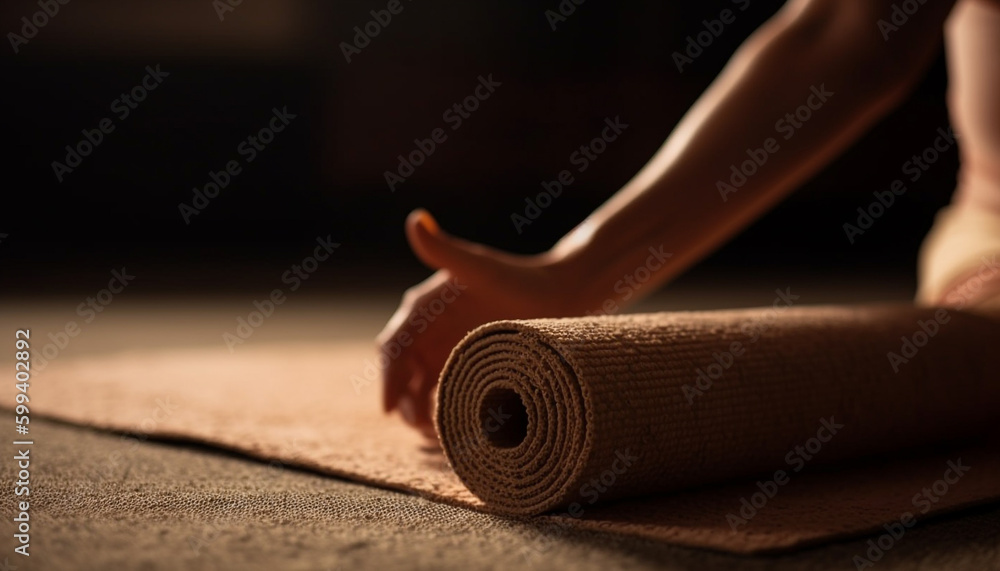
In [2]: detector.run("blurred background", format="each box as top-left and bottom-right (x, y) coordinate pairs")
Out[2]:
(0, 0), (956, 308)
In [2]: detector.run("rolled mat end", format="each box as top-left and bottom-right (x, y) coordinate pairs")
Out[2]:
(436, 322), (594, 516)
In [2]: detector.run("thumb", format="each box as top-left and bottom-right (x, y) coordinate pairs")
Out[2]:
(405, 209), (504, 275)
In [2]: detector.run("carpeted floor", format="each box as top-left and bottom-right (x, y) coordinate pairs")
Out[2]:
(2, 419), (999, 571)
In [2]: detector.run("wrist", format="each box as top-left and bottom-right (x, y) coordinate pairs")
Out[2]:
(530, 222), (604, 315)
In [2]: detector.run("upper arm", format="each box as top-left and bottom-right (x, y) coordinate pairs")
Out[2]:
(777, 0), (958, 86)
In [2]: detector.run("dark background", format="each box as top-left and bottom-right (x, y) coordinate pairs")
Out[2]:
(0, 0), (957, 298)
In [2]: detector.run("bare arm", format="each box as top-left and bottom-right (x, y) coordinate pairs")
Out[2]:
(380, 0), (957, 432)
(548, 0), (956, 312)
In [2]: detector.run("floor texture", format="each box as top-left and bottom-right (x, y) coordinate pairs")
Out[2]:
(2, 419), (1000, 571)
(2, 286), (998, 570)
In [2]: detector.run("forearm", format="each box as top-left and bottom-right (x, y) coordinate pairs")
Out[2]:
(547, 0), (953, 313)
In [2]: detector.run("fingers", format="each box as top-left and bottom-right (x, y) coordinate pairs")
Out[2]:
(377, 273), (447, 414)
(377, 293), (440, 418)
(419, 423), (438, 442)
(389, 353), (437, 434)
(375, 294), (416, 349)
(378, 300), (417, 414)
(407, 352), (436, 430)
(397, 393), (416, 425)
(381, 351), (412, 414)
(405, 209), (505, 278)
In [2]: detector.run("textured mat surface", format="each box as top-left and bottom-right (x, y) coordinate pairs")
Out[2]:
(9, 304), (1000, 554)
(437, 305), (1000, 516)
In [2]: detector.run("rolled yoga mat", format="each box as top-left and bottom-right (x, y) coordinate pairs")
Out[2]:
(9, 304), (1000, 553)
(436, 305), (1000, 516)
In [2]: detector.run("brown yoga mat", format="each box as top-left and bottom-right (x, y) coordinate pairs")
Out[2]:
(10, 304), (1000, 554)
(436, 305), (1000, 517)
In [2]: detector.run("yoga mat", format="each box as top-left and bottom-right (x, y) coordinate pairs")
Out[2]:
(10, 304), (1000, 554)
(436, 305), (1000, 516)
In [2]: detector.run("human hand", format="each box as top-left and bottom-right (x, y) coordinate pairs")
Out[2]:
(378, 209), (578, 436)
